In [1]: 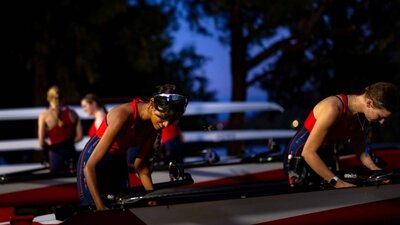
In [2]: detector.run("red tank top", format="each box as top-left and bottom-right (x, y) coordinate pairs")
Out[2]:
(161, 122), (180, 143)
(96, 98), (158, 156)
(88, 121), (97, 137)
(304, 94), (347, 131)
(47, 106), (76, 145)
(303, 94), (362, 144)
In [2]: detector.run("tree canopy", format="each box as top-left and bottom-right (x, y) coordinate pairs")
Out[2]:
(178, 0), (400, 106)
(2, 0), (399, 139)
(1, 0), (213, 108)
(177, 0), (400, 147)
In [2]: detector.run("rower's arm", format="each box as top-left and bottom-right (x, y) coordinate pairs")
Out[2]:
(134, 135), (156, 191)
(134, 157), (153, 191)
(350, 136), (381, 170)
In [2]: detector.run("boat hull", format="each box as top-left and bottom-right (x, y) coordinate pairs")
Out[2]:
(59, 182), (400, 225)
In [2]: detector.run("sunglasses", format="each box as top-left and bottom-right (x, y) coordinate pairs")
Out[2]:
(155, 93), (188, 107)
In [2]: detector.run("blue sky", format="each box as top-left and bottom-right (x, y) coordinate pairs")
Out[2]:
(171, 22), (269, 102)
(128, 0), (270, 102)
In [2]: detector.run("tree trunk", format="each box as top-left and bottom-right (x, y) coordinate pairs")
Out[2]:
(227, 1), (248, 156)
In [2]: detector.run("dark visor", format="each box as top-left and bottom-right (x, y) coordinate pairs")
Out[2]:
(155, 93), (188, 108)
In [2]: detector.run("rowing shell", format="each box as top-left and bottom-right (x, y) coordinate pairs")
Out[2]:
(2, 147), (400, 225)
(112, 183), (400, 225)
(0, 161), (284, 209)
(21, 179), (400, 225)
(1, 146), (399, 209)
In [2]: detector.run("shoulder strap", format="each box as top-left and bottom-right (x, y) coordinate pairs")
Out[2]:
(335, 94), (348, 113)
(131, 98), (143, 121)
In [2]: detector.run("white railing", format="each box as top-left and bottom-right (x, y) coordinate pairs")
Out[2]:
(0, 130), (296, 152)
(0, 101), (292, 152)
(0, 101), (284, 121)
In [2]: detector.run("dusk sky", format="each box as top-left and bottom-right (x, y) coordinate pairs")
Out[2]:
(172, 21), (269, 102)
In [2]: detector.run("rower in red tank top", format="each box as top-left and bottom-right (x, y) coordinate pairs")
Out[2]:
(81, 93), (108, 137)
(77, 84), (188, 211)
(38, 85), (83, 174)
(284, 82), (399, 189)
(46, 106), (76, 145)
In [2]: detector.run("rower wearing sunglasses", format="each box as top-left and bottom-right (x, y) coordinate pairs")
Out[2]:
(77, 84), (188, 211)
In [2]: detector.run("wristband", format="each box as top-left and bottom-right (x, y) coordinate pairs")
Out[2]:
(329, 176), (339, 187)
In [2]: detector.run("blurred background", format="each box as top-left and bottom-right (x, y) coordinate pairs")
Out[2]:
(1, 0), (400, 163)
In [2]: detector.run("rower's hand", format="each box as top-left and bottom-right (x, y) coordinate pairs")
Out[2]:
(370, 169), (391, 184)
(335, 180), (356, 188)
(95, 204), (109, 211)
(369, 165), (382, 170)
(382, 179), (391, 184)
